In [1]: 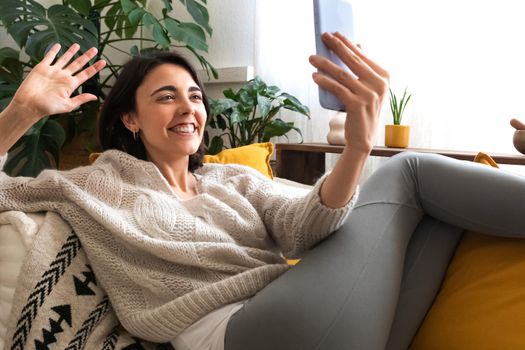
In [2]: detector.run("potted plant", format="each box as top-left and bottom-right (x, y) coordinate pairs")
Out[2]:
(385, 87), (412, 148)
(205, 76), (310, 155)
(0, 0), (216, 176)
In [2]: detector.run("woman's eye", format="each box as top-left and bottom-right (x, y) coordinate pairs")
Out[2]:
(191, 94), (203, 101)
(159, 95), (175, 101)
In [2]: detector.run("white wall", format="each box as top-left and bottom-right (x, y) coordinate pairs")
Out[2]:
(200, 0), (255, 71)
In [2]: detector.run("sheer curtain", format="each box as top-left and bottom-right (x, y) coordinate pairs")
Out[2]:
(255, 0), (525, 175)
(254, 0), (338, 146)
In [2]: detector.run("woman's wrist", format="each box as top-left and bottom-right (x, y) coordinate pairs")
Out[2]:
(342, 141), (373, 159)
(6, 99), (43, 124)
(0, 102), (42, 155)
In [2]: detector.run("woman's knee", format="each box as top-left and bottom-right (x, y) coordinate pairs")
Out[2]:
(358, 152), (423, 203)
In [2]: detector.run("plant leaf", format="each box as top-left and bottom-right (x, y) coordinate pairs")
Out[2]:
(257, 95), (272, 119)
(0, 48), (23, 86)
(280, 93), (311, 117)
(207, 136), (224, 155)
(0, 2), (99, 61)
(0, 96), (14, 110)
(238, 89), (255, 108)
(127, 7), (145, 26)
(215, 114), (228, 130)
(165, 18), (208, 52)
(185, 0), (212, 35)
(223, 88), (236, 100)
(210, 98), (237, 117)
(161, 0), (174, 13)
(230, 109), (247, 124)
(120, 0), (137, 14)
(104, 2), (121, 30)
(4, 118), (66, 177)
(140, 13), (170, 48)
(66, 0), (93, 16)
(94, 0), (112, 8)
(184, 44), (218, 79)
(262, 118), (298, 141)
(263, 85), (280, 99)
(0, 48), (23, 111)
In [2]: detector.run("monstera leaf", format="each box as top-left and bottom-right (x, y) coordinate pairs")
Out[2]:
(0, 0), (98, 60)
(4, 118), (66, 177)
(0, 48), (23, 110)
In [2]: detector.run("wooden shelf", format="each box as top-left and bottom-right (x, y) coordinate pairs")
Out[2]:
(276, 143), (525, 184)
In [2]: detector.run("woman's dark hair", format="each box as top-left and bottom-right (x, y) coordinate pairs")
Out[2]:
(98, 50), (210, 173)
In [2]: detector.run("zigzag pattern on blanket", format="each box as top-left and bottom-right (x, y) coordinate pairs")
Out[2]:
(4, 212), (174, 350)
(11, 232), (81, 350)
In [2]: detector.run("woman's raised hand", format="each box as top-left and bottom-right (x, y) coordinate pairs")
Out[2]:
(0, 44), (106, 156)
(309, 32), (389, 153)
(11, 43), (106, 121)
(310, 32), (389, 209)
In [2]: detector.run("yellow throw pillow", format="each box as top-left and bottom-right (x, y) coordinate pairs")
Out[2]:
(88, 153), (100, 164)
(89, 142), (274, 179)
(203, 142), (274, 179)
(411, 152), (525, 350)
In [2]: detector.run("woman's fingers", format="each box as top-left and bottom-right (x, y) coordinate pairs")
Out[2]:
(53, 43), (81, 69)
(74, 59), (106, 85)
(65, 47), (100, 75)
(311, 71), (359, 106)
(309, 32), (389, 107)
(41, 43), (62, 65)
(321, 33), (369, 78)
(69, 93), (98, 111)
(322, 33), (387, 93)
(333, 32), (389, 82)
(309, 54), (363, 96)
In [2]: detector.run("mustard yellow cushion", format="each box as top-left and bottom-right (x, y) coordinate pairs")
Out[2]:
(203, 142), (274, 179)
(89, 142), (274, 179)
(411, 232), (525, 349)
(411, 153), (525, 350)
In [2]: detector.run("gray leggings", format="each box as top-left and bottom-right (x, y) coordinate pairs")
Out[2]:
(224, 152), (525, 350)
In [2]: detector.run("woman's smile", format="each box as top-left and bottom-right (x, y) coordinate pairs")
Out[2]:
(169, 122), (197, 135)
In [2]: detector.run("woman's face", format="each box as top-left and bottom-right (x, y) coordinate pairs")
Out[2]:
(123, 63), (207, 163)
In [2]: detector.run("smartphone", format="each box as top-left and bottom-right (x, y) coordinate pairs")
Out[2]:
(313, 0), (355, 111)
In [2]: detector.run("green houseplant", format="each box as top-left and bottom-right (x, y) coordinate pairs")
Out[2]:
(385, 87), (412, 148)
(205, 76), (310, 155)
(0, 0), (216, 176)
(389, 87), (411, 125)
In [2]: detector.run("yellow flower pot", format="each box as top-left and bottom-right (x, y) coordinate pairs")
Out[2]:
(385, 124), (410, 148)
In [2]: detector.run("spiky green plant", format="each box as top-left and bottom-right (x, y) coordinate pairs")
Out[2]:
(389, 87), (412, 125)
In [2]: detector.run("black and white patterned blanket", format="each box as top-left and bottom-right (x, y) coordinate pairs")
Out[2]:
(4, 212), (174, 350)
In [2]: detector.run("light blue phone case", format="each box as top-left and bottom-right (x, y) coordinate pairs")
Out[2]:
(313, 0), (355, 111)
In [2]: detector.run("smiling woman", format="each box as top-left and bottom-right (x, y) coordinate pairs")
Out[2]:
(2, 27), (525, 350)
(0, 31), (393, 349)
(98, 51), (211, 177)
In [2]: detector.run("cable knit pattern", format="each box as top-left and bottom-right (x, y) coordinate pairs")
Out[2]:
(0, 150), (356, 342)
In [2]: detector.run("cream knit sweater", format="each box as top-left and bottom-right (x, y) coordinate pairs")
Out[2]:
(0, 150), (355, 342)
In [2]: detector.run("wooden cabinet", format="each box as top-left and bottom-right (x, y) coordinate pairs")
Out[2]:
(276, 143), (525, 185)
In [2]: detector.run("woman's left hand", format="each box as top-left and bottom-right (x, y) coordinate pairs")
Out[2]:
(309, 32), (389, 153)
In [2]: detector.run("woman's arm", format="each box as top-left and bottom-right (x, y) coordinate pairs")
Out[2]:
(0, 43), (106, 155)
(309, 32), (390, 208)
